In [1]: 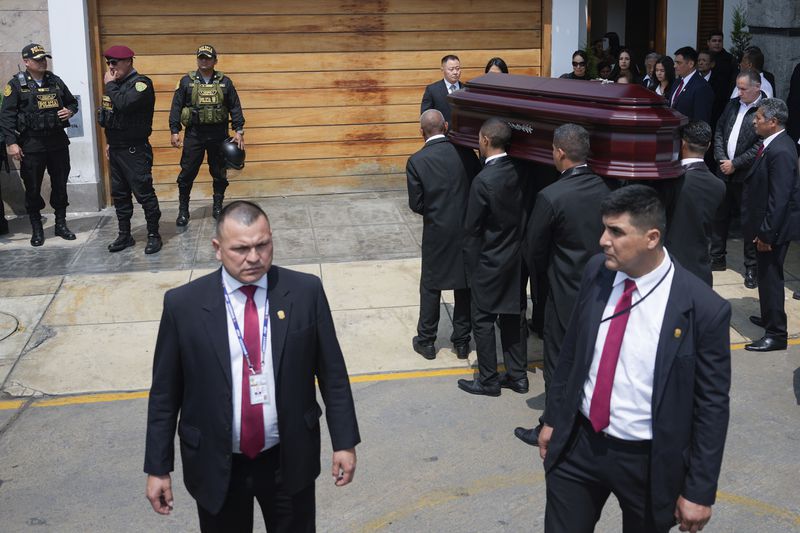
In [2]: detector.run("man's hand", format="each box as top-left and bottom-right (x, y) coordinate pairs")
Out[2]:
(104, 70), (117, 84)
(170, 133), (182, 148)
(7, 143), (22, 161)
(331, 448), (356, 487)
(233, 131), (245, 150)
(754, 236), (772, 252)
(674, 495), (712, 532)
(146, 474), (174, 515)
(57, 107), (73, 120)
(719, 160), (734, 175)
(538, 424), (554, 460)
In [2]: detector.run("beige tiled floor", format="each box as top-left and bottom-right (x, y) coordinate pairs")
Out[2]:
(0, 294), (53, 359)
(321, 258), (421, 311)
(0, 276), (63, 297)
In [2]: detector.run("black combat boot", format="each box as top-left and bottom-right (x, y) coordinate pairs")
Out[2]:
(54, 212), (76, 240)
(176, 189), (190, 227)
(30, 214), (44, 247)
(144, 233), (162, 254)
(108, 232), (135, 252)
(212, 194), (224, 219)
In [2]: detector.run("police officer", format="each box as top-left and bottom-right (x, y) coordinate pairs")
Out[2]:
(98, 45), (162, 254)
(169, 45), (244, 225)
(0, 43), (78, 246)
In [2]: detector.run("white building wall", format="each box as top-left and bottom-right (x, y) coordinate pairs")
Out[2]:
(666, 0), (700, 55)
(551, 0), (589, 78)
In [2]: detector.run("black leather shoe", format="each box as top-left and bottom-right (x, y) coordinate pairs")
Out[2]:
(454, 343), (469, 359)
(30, 225), (45, 247)
(744, 268), (758, 289)
(710, 258), (726, 271)
(499, 373), (529, 394)
(54, 220), (76, 240)
(514, 424), (541, 446)
(745, 336), (787, 352)
(749, 315), (765, 328)
(212, 194), (224, 220)
(412, 337), (435, 360)
(457, 379), (501, 397)
(144, 233), (163, 255)
(108, 233), (135, 252)
(175, 209), (189, 227)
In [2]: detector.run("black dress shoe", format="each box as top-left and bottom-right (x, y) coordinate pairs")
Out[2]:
(514, 424), (541, 446)
(412, 337), (435, 360)
(145, 233), (163, 255)
(745, 336), (787, 352)
(454, 343), (469, 359)
(710, 258), (726, 272)
(30, 227), (45, 247)
(499, 373), (529, 394)
(54, 221), (76, 240)
(744, 268), (758, 289)
(457, 379), (501, 397)
(749, 315), (765, 328)
(108, 233), (135, 252)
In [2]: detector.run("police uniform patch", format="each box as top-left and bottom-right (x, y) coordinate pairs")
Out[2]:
(135, 81), (147, 92)
(3, 84), (11, 97)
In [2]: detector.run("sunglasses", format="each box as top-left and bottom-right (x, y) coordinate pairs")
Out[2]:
(572, 61), (587, 67)
(105, 59), (124, 66)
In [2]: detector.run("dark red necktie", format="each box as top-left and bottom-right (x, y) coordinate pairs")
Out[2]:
(239, 285), (264, 459)
(589, 278), (637, 432)
(671, 79), (684, 107)
(756, 144), (765, 158)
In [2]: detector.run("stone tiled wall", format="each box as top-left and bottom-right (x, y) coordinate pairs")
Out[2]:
(0, 1), (50, 85)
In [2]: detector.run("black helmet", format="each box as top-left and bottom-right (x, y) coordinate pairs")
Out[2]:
(220, 138), (245, 170)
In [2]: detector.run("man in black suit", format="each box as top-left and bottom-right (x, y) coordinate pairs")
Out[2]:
(407, 109), (480, 360)
(420, 54), (462, 124)
(665, 121), (725, 287)
(787, 62), (800, 146)
(671, 47), (715, 124)
(707, 31), (734, 97)
(144, 201), (360, 532)
(539, 185), (731, 533)
(697, 49), (729, 129)
(712, 69), (764, 286)
(514, 125), (617, 445)
(458, 118), (526, 396)
(743, 98), (800, 352)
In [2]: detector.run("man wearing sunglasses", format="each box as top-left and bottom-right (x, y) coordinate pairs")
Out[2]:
(0, 43), (79, 246)
(98, 45), (163, 254)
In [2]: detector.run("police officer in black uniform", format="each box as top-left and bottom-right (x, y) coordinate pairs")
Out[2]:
(0, 43), (78, 246)
(169, 45), (244, 226)
(97, 45), (162, 254)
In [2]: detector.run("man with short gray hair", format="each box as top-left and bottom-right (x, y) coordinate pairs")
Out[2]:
(641, 52), (661, 91)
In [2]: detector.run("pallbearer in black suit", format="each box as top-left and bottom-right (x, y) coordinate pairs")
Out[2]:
(406, 109), (480, 360)
(458, 118), (526, 396)
(420, 54), (462, 124)
(540, 186), (731, 533)
(514, 125), (617, 445)
(743, 98), (800, 352)
(665, 121), (725, 287)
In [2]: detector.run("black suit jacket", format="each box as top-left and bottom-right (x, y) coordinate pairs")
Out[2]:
(713, 96), (763, 182)
(523, 165), (617, 328)
(787, 63), (800, 144)
(144, 267), (360, 514)
(464, 156), (523, 314)
(742, 131), (800, 245)
(671, 72), (715, 124)
(543, 254), (731, 529)
(407, 137), (480, 289)
(420, 80), (461, 124)
(665, 162), (726, 286)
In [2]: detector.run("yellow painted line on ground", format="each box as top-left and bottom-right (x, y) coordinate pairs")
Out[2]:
(716, 491), (800, 526)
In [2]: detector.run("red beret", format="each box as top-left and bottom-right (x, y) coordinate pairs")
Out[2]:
(103, 45), (135, 59)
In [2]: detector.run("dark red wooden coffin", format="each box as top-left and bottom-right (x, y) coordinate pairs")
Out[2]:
(448, 74), (688, 180)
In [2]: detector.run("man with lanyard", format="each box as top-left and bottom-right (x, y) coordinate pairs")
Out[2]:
(169, 45), (245, 226)
(0, 43), (78, 246)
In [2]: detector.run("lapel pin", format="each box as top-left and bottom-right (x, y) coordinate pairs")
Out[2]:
(674, 328), (682, 338)
(277, 310), (285, 320)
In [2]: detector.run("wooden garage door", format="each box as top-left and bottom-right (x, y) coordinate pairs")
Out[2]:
(93, 0), (545, 201)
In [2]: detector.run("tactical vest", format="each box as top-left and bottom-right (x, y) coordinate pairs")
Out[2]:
(180, 71), (229, 127)
(97, 74), (152, 131)
(15, 72), (68, 135)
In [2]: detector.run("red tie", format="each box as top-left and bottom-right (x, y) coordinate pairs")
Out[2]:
(589, 278), (637, 432)
(756, 144), (765, 158)
(239, 285), (264, 459)
(671, 79), (684, 107)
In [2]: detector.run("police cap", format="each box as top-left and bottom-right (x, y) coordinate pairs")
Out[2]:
(197, 45), (217, 59)
(104, 45), (135, 60)
(22, 43), (51, 60)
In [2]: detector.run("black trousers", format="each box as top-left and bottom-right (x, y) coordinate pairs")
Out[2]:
(197, 446), (315, 533)
(109, 143), (161, 234)
(545, 415), (667, 533)
(417, 284), (471, 346)
(756, 241), (790, 339)
(542, 296), (567, 393)
(177, 130), (228, 195)
(19, 147), (70, 216)
(710, 180), (757, 268)
(472, 300), (526, 386)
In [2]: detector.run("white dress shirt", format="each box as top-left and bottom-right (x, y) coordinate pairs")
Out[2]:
(445, 80), (460, 93)
(222, 268), (280, 453)
(680, 157), (704, 167)
(702, 71), (712, 82)
(761, 128), (786, 151)
(580, 250), (675, 440)
(726, 95), (762, 160)
(425, 134), (446, 144)
(671, 69), (696, 106)
(484, 152), (507, 165)
(730, 73), (773, 99)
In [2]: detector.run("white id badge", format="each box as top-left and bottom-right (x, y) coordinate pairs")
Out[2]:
(249, 372), (269, 405)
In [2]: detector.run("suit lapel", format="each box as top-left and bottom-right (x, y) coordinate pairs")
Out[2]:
(268, 266), (292, 379)
(201, 268), (233, 388)
(651, 266), (691, 412)
(582, 266), (616, 373)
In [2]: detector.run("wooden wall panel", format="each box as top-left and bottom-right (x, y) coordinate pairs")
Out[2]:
(95, 0), (545, 200)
